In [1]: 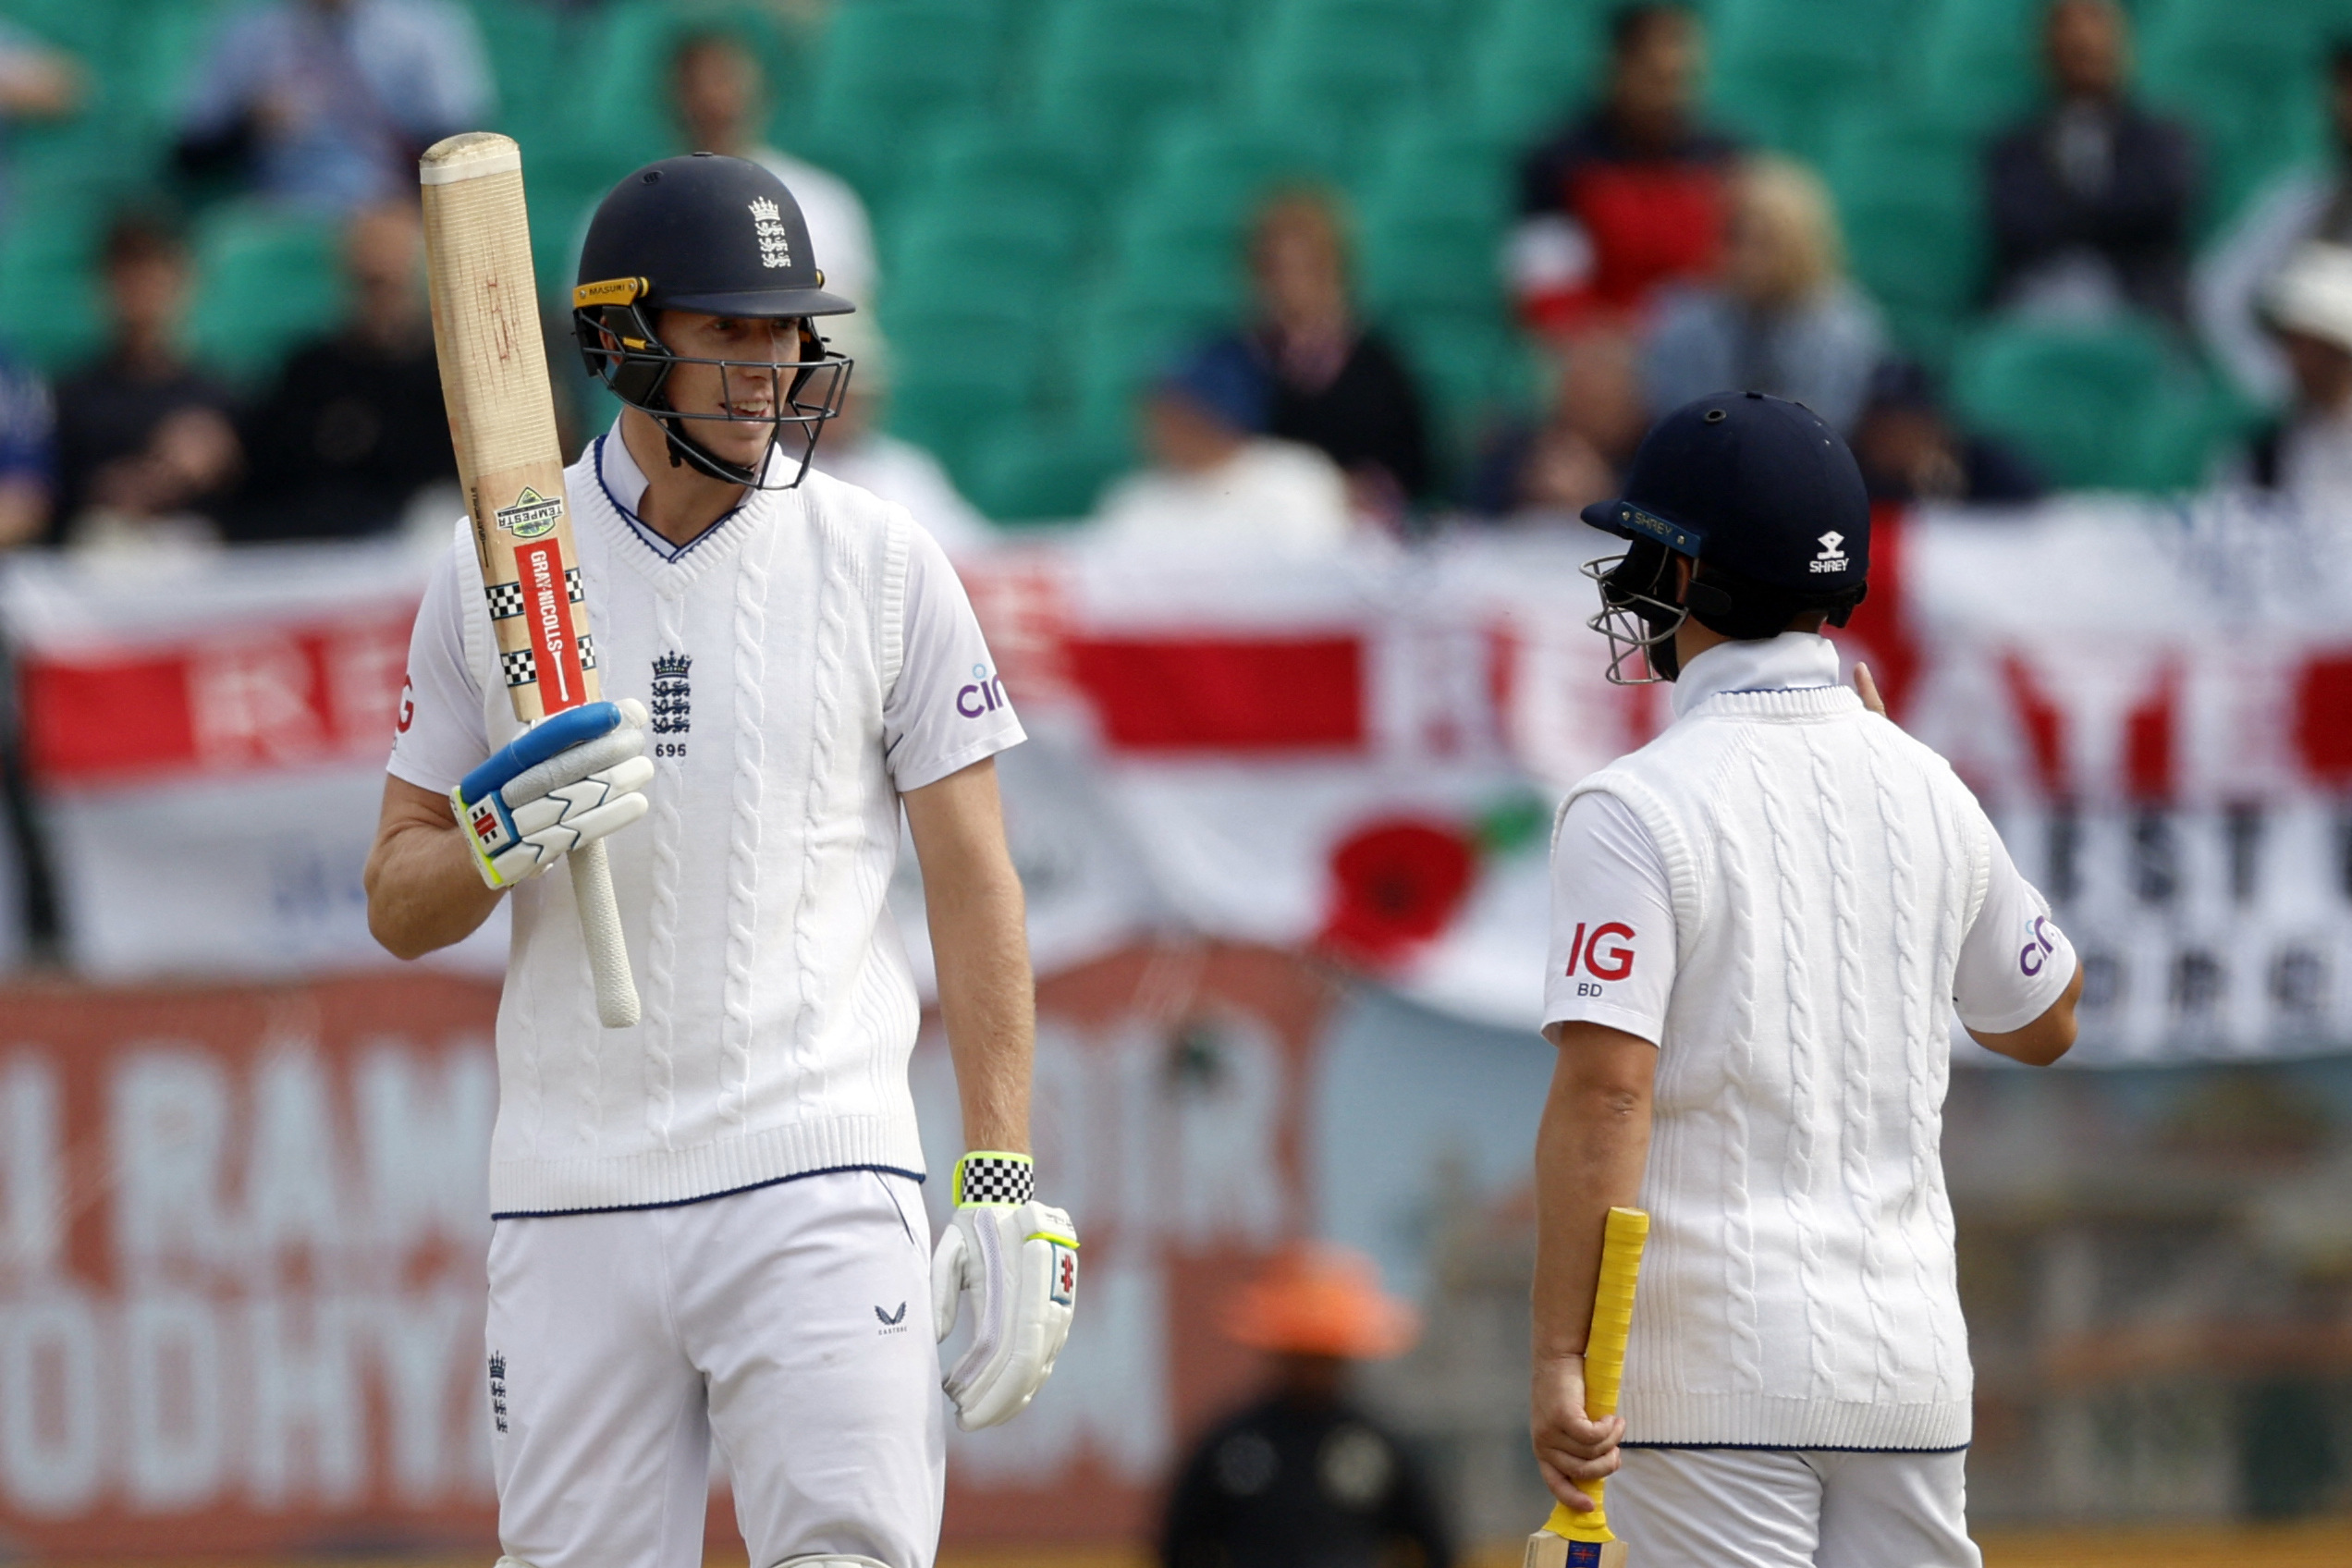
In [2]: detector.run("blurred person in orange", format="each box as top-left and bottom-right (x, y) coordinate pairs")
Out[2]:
(671, 30), (876, 308)
(231, 201), (453, 541)
(1641, 156), (1886, 435)
(1094, 340), (1354, 555)
(1218, 188), (1430, 523)
(1160, 1243), (1453, 1568)
(47, 212), (242, 551)
(1983, 0), (2198, 325)
(2236, 241), (2352, 516)
(1509, 4), (1739, 340)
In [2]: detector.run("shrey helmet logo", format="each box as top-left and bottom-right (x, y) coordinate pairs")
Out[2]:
(495, 486), (565, 540)
(748, 196), (792, 269)
(1811, 531), (1847, 573)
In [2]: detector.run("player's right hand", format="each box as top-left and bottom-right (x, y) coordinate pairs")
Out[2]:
(1531, 1351), (1623, 1513)
(451, 698), (653, 889)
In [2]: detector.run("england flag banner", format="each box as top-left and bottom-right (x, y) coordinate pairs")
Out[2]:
(6, 496), (2352, 1065)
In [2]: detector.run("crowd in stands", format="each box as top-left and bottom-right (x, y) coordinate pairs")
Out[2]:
(0, 0), (2345, 557)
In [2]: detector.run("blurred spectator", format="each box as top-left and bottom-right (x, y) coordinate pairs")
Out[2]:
(1220, 189), (1429, 519)
(1985, 0), (2198, 326)
(230, 202), (452, 542)
(1095, 341), (1353, 554)
(176, 0), (494, 213)
(807, 312), (987, 550)
(1464, 328), (1646, 521)
(50, 214), (241, 549)
(0, 351), (52, 551)
(1510, 4), (1737, 337)
(2197, 40), (2352, 405)
(1641, 155), (1887, 434)
(672, 31), (876, 307)
(1851, 360), (2045, 506)
(2235, 242), (2352, 515)
(1160, 1244), (1451, 1568)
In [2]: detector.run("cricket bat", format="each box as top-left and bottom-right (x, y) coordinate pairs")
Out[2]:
(1525, 1206), (1650, 1568)
(420, 131), (640, 1029)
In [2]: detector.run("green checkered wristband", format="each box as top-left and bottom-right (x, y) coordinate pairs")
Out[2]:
(951, 1151), (1034, 1207)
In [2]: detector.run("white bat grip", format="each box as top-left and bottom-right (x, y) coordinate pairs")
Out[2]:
(570, 839), (641, 1028)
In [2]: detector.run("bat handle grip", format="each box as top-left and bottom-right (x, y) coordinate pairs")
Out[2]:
(570, 839), (641, 1028)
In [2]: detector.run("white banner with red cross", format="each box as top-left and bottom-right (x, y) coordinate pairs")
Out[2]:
(7, 496), (2352, 1063)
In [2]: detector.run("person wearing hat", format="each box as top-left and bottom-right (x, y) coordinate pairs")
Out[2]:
(1094, 339), (1354, 553)
(2240, 240), (2352, 514)
(1532, 393), (2080, 1566)
(1160, 1244), (1454, 1568)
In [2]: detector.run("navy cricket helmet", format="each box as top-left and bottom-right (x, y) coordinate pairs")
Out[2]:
(1579, 391), (1870, 683)
(572, 153), (856, 489)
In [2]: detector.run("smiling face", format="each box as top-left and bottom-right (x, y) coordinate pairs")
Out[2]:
(651, 308), (805, 470)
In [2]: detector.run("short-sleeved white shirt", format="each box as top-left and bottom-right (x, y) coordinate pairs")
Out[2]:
(389, 427), (1021, 798)
(1543, 753), (2075, 1043)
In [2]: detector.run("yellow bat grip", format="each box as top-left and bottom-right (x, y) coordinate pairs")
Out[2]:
(1550, 1207), (1649, 1546)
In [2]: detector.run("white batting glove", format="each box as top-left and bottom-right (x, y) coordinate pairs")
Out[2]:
(451, 698), (653, 888)
(931, 1151), (1078, 1431)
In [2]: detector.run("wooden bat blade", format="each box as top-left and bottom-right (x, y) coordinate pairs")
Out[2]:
(421, 130), (639, 1029)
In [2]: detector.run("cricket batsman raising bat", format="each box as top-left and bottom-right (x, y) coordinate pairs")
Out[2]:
(1529, 393), (2083, 1568)
(365, 143), (1074, 1568)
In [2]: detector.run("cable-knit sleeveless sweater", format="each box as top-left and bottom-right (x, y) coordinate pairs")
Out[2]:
(456, 453), (918, 1216)
(1562, 655), (1993, 1451)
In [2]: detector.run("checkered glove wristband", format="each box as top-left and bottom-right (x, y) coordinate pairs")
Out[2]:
(950, 1151), (1035, 1207)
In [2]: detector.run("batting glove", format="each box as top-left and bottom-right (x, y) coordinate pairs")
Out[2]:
(452, 698), (653, 889)
(931, 1151), (1078, 1431)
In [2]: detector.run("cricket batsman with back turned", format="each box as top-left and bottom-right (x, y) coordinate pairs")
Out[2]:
(364, 153), (1073, 1568)
(1530, 392), (2081, 1566)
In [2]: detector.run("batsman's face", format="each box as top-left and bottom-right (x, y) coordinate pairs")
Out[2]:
(656, 309), (804, 468)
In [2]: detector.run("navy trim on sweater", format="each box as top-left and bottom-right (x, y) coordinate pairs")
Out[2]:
(491, 1161), (925, 1220)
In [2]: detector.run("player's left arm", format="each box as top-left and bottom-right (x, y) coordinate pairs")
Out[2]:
(903, 755), (1032, 1152)
(1530, 1021), (1656, 1511)
(905, 755), (1078, 1430)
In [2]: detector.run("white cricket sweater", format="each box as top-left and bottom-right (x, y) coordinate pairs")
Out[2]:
(446, 447), (969, 1216)
(1562, 649), (1994, 1452)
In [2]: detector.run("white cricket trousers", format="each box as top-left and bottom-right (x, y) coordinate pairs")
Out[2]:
(1611, 1447), (1982, 1568)
(485, 1170), (945, 1568)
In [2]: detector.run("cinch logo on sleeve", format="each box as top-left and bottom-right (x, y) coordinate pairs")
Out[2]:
(1564, 921), (1635, 996)
(956, 663), (1007, 717)
(2019, 914), (2059, 976)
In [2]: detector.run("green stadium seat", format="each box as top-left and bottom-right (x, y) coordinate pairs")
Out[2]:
(1951, 316), (2225, 491)
(570, 1), (812, 168)
(1460, 0), (1609, 143)
(2140, 5), (2331, 233)
(0, 202), (105, 374)
(1914, 0), (2044, 135)
(184, 205), (345, 387)
(1249, 18), (1434, 165)
(806, 0), (1003, 205)
(1709, 0), (1911, 164)
(965, 422), (1126, 522)
(1034, 0), (1229, 174)
(912, 122), (1106, 225)
(1824, 104), (1984, 354)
